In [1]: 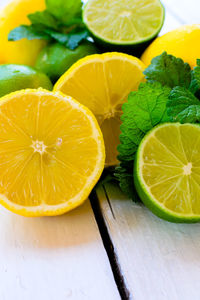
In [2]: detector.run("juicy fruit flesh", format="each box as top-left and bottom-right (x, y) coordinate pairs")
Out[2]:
(84, 0), (164, 44)
(0, 90), (104, 215)
(140, 124), (200, 215)
(54, 53), (145, 166)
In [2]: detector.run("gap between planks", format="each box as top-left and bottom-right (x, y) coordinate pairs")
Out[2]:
(90, 188), (131, 300)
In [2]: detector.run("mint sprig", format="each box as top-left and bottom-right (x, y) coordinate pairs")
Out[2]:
(8, 0), (89, 50)
(116, 52), (200, 200)
(144, 51), (191, 88)
(115, 82), (171, 200)
(46, 0), (82, 25)
(167, 87), (200, 123)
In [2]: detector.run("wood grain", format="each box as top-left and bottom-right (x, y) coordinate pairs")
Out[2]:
(97, 183), (200, 300)
(0, 200), (120, 300)
(96, 2), (200, 299)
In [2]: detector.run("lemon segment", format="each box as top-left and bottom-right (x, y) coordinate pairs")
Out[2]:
(0, 89), (105, 216)
(134, 123), (200, 223)
(54, 52), (145, 166)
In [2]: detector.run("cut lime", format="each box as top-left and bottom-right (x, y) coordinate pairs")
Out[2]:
(83, 0), (165, 46)
(134, 123), (200, 223)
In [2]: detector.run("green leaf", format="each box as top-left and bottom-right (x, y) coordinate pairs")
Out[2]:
(167, 86), (200, 123)
(144, 51), (191, 88)
(115, 162), (139, 201)
(116, 82), (171, 200)
(45, 0), (82, 25)
(189, 59), (200, 94)
(67, 29), (89, 49)
(28, 10), (59, 30)
(45, 28), (89, 49)
(8, 25), (51, 41)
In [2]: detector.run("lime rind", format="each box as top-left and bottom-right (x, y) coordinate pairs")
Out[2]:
(83, 0), (165, 46)
(134, 123), (200, 223)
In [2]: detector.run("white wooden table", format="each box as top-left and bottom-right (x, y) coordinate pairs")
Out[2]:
(0, 0), (200, 299)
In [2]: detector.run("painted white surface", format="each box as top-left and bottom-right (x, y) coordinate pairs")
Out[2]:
(96, 1), (200, 299)
(98, 183), (200, 300)
(0, 1), (120, 299)
(0, 200), (120, 300)
(1, 0), (200, 299)
(162, 0), (200, 24)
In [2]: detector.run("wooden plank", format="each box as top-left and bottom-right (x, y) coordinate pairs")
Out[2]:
(0, 200), (120, 300)
(96, 183), (200, 300)
(95, 2), (199, 299)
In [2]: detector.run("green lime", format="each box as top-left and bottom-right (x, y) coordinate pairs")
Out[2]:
(134, 123), (200, 223)
(0, 64), (52, 98)
(83, 0), (165, 51)
(35, 42), (99, 83)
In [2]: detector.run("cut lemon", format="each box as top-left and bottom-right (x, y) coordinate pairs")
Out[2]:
(0, 89), (105, 217)
(83, 0), (165, 46)
(54, 52), (145, 166)
(134, 123), (200, 223)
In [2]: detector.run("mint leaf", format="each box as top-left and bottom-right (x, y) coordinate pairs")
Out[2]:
(45, 29), (89, 50)
(67, 30), (89, 49)
(115, 162), (139, 201)
(144, 52), (191, 88)
(28, 10), (58, 30)
(189, 59), (200, 94)
(46, 0), (82, 25)
(167, 86), (200, 123)
(8, 25), (51, 41)
(116, 82), (171, 199)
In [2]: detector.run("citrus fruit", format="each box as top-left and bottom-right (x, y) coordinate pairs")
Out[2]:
(83, 0), (164, 48)
(0, 0), (46, 66)
(54, 52), (145, 166)
(134, 123), (200, 223)
(0, 64), (52, 97)
(35, 42), (99, 83)
(141, 24), (200, 68)
(0, 89), (105, 216)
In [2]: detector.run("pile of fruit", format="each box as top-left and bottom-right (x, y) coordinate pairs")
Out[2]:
(0, 0), (200, 223)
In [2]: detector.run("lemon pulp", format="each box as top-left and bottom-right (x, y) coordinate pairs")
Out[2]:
(0, 89), (105, 216)
(54, 52), (145, 166)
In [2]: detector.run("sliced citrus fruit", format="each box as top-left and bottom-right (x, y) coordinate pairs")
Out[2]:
(134, 123), (200, 223)
(0, 89), (105, 217)
(83, 0), (164, 46)
(54, 52), (145, 166)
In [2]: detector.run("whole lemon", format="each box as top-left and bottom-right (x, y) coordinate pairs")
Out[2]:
(0, 0), (46, 66)
(141, 24), (200, 68)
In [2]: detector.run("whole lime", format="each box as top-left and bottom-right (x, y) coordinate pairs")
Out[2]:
(0, 64), (53, 98)
(35, 42), (99, 83)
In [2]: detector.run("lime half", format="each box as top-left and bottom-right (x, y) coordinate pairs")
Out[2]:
(83, 0), (165, 46)
(134, 123), (200, 223)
